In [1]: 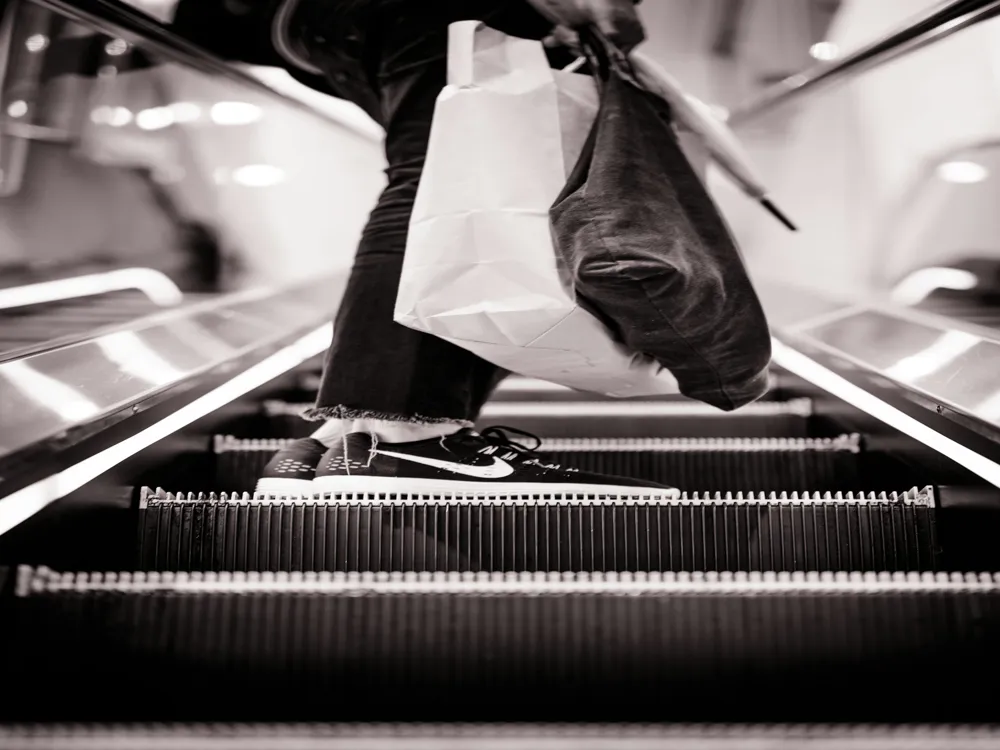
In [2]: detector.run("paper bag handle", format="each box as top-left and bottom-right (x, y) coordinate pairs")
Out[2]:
(447, 20), (555, 87)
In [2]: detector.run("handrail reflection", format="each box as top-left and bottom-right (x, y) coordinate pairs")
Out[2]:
(27, 0), (380, 142)
(0, 267), (184, 309)
(729, 0), (1000, 126)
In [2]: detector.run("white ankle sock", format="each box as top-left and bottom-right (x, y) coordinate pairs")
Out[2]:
(310, 419), (464, 447)
(351, 420), (462, 444)
(309, 419), (352, 447)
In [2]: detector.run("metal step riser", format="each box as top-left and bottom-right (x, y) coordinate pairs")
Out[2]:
(216, 449), (861, 494)
(137, 503), (937, 573)
(4, 588), (999, 722)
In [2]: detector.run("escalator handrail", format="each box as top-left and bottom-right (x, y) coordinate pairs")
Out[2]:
(36, 0), (1000, 134)
(29, 0), (380, 142)
(728, 0), (1000, 126)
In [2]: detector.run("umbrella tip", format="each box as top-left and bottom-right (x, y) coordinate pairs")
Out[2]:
(760, 198), (797, 232)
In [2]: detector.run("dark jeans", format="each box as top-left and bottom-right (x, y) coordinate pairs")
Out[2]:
(297, 1), (555, 425)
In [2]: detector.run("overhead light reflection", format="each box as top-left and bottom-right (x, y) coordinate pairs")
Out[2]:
(25, 34), (49, 52)
(90, 106), (134, 127)
(95, 331), (185, 386)
(6, 100), (28, 118)
(230, 164), (286, 187)
(0, 323), (334, 536)
(809, 42), (840, 61)
(884, 330), (980, 383)
(0, 268), (183, 310)
(890, 267), (978, 305)
(0, 361), (101, 421)
(90, 106), (112, 124)
(708, 104), (730, 122)
(974, 390), (1000, 421)
(210, 101), (262, 126)
(105, 38), (129, 56)
(937, 161), (989, 184)
(169, 102), (202, 123)
(771, 338), (1000, 488)
(136, 106), (174, 130)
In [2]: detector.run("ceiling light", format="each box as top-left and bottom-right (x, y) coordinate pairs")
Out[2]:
(107, 107), (132, 128)
(936, 160), (989, 184)
(210, 101), (262, 126)
(809, 42), (840, 61)
(24, 34), (48, 52)
(6, 100), (27, 118)
(231, 164), (286, 187)
(136, 106), (174, 130)
(105, 38), (129, 56)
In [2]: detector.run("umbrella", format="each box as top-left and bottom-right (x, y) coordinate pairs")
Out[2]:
(629, 51), (797, 231)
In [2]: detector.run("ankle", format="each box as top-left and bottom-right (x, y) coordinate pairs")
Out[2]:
(309, 419), (352, 447)
(350, 420), (463, 444)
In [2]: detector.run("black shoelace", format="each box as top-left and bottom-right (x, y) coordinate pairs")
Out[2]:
(475, 426), (573, 472)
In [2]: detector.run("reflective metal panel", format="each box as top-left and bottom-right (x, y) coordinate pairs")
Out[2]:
(792, 306), (1000, 429)
(0, 278), (338, 458)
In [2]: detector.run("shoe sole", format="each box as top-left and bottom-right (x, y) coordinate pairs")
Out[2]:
(255, 478), (315, 494)
(311, 475), (680, 498)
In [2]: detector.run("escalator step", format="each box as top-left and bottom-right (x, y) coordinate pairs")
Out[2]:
(136, 486), (938, 573)
(3, 723), (1000, 749)
(4, 567), (1000, 723)
(214, 433), (863, 493)
(259, 398), (815, 439)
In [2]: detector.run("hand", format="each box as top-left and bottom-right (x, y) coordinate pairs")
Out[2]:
(527, 0), (645, 52)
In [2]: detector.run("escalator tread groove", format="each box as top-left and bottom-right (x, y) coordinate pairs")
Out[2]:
(135, 490), (939, 573)
(5, 567), (1000, 722)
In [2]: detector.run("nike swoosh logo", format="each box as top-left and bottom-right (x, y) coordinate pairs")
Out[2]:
(374, 450), (515, 479)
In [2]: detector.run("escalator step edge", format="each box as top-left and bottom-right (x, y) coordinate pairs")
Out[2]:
(4, 567), (1000, 723)
(135, 486), (939, 573)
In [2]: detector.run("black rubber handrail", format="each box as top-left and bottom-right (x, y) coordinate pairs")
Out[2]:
(728, 0), (1000, 126)
(26, 0), (380, 141)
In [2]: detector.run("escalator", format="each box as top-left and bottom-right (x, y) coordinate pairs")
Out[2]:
(4, 0), (1000, 746)
(3, 349), (1000, 742)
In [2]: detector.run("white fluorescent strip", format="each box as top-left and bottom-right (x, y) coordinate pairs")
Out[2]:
(771, 338), (1000, 488)
(890, 267), (977, 306)
(0, 268), (183, 310)
(0, 361), (101, 421)
(883, 330), (980, 383)
(0, 323), (333, 537)
(95, 331), (186, 387)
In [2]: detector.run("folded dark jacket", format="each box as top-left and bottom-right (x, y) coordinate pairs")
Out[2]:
(550, 57), (772, 411)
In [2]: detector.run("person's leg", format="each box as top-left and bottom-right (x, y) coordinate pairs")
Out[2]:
(255, 1), (545, 493)
(304, 1), (554, 431)
(302, 3), (677, 498)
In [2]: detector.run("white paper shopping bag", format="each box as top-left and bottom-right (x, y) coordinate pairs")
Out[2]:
(394, 21), (679, 398)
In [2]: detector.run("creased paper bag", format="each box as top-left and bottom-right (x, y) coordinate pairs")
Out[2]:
(394, 20), (679, 397)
